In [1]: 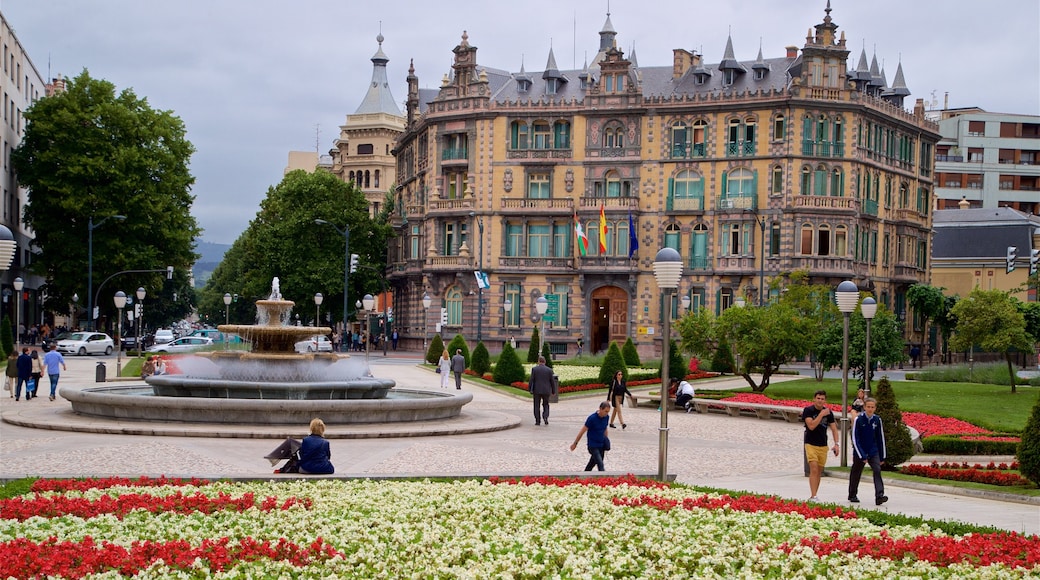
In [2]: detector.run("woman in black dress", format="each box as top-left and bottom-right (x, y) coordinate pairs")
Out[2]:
(607, 370), (633, 430)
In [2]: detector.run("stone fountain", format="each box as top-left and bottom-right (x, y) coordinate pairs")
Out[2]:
(63, 278), (472, 425)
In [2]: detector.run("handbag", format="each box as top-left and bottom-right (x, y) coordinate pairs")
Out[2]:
(436, 366), (441, 374)
(26, 378), (36, 394)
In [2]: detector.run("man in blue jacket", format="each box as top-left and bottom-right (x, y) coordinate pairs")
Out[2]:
(14, 348), (32, 401)
(848, 398), (888, 505)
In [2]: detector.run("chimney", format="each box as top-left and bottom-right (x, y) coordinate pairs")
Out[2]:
(672, 48), (695, 79)
(785, 45), (798, 58)
(914, 98), (925, 120)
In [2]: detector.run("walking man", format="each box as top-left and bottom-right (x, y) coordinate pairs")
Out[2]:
(570, 401), (611, 471)
(42, 344), (67, 401)
(450, 349), (466, 390)
(529, 355), (554, 426)
(849, 397), (888, 505)
(14, 347), (31, 401)
(801, 389), (840, 502)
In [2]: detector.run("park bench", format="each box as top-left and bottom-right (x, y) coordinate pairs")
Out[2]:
(687, 398), (804, 423)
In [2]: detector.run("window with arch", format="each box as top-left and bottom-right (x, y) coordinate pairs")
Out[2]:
(664, 223), (681, 252)
(818, 225), (831, 256)
(585, 220), (600, 255)
(446, 287), (463, 326)
(510, 121), (529, 149)
(799, 224), (813, 255)
(773, 114), (785, 141)
(615, 219), (630, 257)
(671, 122), (689, 158)
(533, 121), (551, 149)
(669, 170), (704, 210)
(722, 167), (756, 208)
(830, 168), (843, 196)
(800, 166), (811, 195)
(726, 117), (756, 156)
(374, 169), (380, 188)
(348, 171), (356, 183)
(771, 166), (783, 195)
(604, 123), (625, 148)
(691, 223), (709, 269)
(692, 120), (707, 157)
(364, 170), (371, 188)
(835, 225), (848, 257)
(503, 283), (521, 327)
(813, 164), (827, 196)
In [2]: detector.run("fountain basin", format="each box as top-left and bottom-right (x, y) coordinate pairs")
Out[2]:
(147, 374), (395, 400)
(63, 386), (473, 425)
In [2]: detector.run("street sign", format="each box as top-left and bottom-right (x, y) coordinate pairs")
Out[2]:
(474, 271), (490, 289)
(544, 294), (559, 324)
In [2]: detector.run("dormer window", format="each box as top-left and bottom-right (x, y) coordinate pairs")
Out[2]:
(546, 78), (559, 94)
(517, 78), (531, 92)
(754, 68), (765, 81)
(723, 69), (735, 86)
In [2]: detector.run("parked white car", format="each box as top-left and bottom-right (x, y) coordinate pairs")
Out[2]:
(57, 332), (115, 356)
(294, 335), (333, 353)
(153, 329), (176, 344)
(147, 336), (214, 353)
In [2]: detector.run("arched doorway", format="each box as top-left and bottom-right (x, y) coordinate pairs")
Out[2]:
(589, 286), (629, 354)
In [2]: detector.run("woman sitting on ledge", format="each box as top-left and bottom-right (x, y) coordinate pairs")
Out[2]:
(298, 418), (334, 474)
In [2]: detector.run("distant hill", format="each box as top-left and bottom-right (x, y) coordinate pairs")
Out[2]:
(194, 241), (231, 288)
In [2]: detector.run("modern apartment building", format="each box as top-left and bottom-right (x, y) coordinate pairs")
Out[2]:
(934, 109), (1039, 214)
(387, 6), (939, 357)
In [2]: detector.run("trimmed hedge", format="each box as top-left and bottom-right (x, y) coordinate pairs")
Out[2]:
(922, 436), (1020, 456)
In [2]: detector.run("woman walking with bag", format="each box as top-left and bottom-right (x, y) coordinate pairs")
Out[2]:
(439, 350), (451, 388)
(28, 349), (43, 400)
(607, 370), (633, 430)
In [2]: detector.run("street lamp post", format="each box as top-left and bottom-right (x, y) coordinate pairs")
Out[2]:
(744, 210), (767, 306)
(535, 296), (548, 355)
(362, 294), (374, 362)
(87, 215), (126, 331)
(315, 219), (350, 352)
(835, 280), (860, 467)
(136, 287), (146, 356)
(223, 292), (232, 349)
(503, 298), (512, 330)
(13, 277), (23, 346)
(653, 248), (684, 482)
(477, 216), (484, 344)
(113, 291), (127, 377)
(681, 294), (691, 313)
(0, 224), (16, 271)
(314, 293), (323, 328)
(422, 293), (431, 355)
(861, 297), (877, 397)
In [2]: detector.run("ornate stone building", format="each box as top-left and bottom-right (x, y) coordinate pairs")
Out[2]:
(390, 6), (939, 357)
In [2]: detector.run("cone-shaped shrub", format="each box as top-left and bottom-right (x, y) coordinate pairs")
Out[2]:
(711, 337), (735, 374)
(527, 327), (541, 363)
(667, 339), (686, 382)
(622, 337), (641, 367)
(0, 315), (12, 359)
(425, 334), (445, 364)
(447, 334), (470, 366)
(470, 342), (490, 376)
(1017, 395), (1040, 484)
(873, 376), (914, 466)
(598, 341), (627, 385)
(540, 341), (554, 368)
(493, 342), (526, 386)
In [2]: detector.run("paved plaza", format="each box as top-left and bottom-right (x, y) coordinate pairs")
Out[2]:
(1, 351), (1037, 535)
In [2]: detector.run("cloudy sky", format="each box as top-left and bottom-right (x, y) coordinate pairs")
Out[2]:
(4, 1), (1038, 245)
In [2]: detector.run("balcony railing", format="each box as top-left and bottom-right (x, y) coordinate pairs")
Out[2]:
(862, 199), (879, 216)
(801, 141), (845, 157)
(787, 256), (856, 275)
(689, 256), (710, 270)
(428, 198), (474, 211)
(499, 197), (575, 212)
(670, 143), (707, 158)
(498, 256), (573, 269)
(666, 196), (705, 212)
(791, 195), (856, 212)
(726, 140), (756, 157)
(717, 196), (756, 211)
(442, 147), (468, 161)
(579, 196), (639, 210)
(427, 255), (475, 269)
(894, 208), (920, 222)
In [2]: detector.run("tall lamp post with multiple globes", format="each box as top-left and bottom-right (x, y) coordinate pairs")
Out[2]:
(136, 287), (146, 356)
(113, 291), (127, 377)
(422, 293), (431, 355)
(835, 280), (860, 467)
(653, 247), (684, 482)
(13, 277), (22, 346)
(861, 297), (878, 397)
(223, 292), (233, 349)
(362, 294), (375, 361)
(314, 293), (323, 328)
(535, 296), (548, 354)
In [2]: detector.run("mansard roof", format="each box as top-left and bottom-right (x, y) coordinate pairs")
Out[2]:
(354, 34), (403, 116)
(933, 207), (1040, 259)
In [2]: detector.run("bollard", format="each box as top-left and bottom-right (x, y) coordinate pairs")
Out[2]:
(550, 374), (560, 403)
(96, 361), (107, 383)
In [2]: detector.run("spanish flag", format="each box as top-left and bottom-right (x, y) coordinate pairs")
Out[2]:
(598, 204), (608, 254)
(574, 214), (588, 256)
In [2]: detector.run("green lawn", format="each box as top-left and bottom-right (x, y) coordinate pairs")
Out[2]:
(746, 378), (1038, 433)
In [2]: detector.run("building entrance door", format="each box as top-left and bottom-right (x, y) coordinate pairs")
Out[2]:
(589, 286), (628, 354)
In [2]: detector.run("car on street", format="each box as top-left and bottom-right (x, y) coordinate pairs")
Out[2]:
(188, 328), (244, 343)
(56, 332), (115, 356)
(153, 329), (176, 344)
(146, 336), (215, 354)
(294, 335), (333, 353)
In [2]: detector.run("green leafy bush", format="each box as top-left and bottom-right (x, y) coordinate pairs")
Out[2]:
(710, 337), (735, 374)
(622, 338), (641, 367)
(667, 339), (686, 382)
(0, 315), (12, 359)
(470, 342), (490, 376)
(598, 342), (627, 385)
(493, 343), (526, 386)
(540, 341), (553, 368)
(447, 334), (470, 367)
(874, 377), (914, 466)
(425, 334), (445, 364)
(527, 327), (541, 363)
(1018, 394), (1040, 484)
(923, 436), (1019, 456)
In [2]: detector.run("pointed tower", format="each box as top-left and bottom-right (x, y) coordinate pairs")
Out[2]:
(542, 46), (567, 95)
(406, 59), (419, 127)
(798, 0), (850, 94)
(882, 60), (911, 106)
(718, 33), (747, 87)
(591, 11), (618, 71)
(515, 57), (532, 93)
(330, 33), (406, 216)
(752, 43), (770, 80)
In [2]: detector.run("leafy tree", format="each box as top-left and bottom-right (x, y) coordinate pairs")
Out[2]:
(425, 334), (445, 364)
(470, 342), (490, 376)
(872, 377), (914, 466)
(949, 289), (1033, 393)
(198, 169), (385, 327)
(598, 342), (627, 385)
(1020, 301), (1040, 343)
(815, 307), (905, 384)
(527, 327), (541, 363)
(678, 302), (814, 391)
(447, 334), (470, 367)
(906, 284), (947, 351)
(1018, 395), (1040, 485)
(493, 342), (525, 386)
(622, 337), (641, 367)
(12, 70), (199, 322)
(540, 341), (553, 368)
(0, 316), (11, 359)
(778, 271), (840, 380)
(667, 339), (686, 383)
(933, 295), (959, 364)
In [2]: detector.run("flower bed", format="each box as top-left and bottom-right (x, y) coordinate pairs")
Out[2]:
(899, 461), (1031, 487)
(505, 367), (718, 394)
(2, 476), (1037, 577)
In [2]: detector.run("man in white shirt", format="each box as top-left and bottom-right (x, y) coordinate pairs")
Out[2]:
(671, 377), (697, 413)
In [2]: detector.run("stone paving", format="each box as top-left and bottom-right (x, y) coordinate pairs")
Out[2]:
(1, 351), (1037, 535)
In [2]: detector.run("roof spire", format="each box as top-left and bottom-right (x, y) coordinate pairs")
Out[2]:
(353, 32), (402, 116)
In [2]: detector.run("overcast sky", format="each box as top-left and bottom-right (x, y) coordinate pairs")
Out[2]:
(4, 1), (1038, 245)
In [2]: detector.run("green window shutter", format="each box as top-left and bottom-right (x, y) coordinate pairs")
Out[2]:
(751, 170), (758, 207)
(721, 173), (728, 202)
(667, 177), (675, 211)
